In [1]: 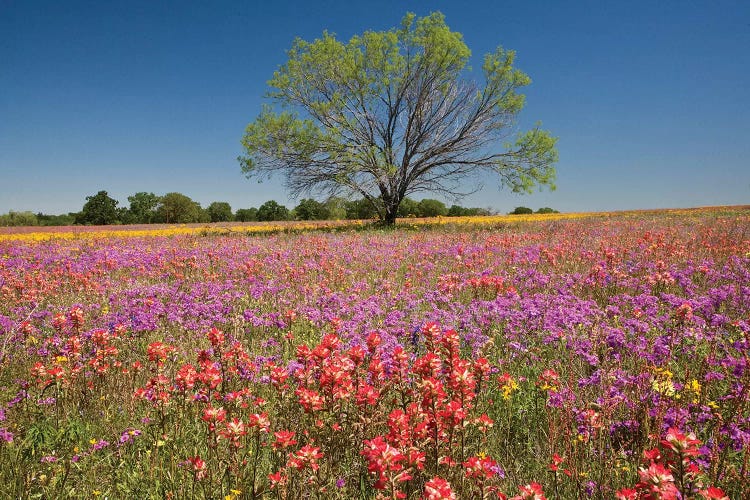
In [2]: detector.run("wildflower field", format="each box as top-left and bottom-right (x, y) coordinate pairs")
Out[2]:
(1, 209), (748, 499)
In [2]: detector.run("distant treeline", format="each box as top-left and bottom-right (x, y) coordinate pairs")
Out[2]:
(1, 191), (559, 226)
(2, 191), (538, 226)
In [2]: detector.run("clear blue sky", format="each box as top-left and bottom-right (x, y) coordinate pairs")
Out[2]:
(1, 0), (748, 215)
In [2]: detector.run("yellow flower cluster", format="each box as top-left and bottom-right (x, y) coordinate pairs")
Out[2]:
(651, 368), (676, 397)
(0, 221), (360, 243)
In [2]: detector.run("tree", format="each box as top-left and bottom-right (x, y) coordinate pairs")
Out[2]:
(239, 12), (557, 225)
(76, 190), (120, 225)
(397, 197), (420, 217)
(294, 198), (330, 220)
(536, 207), (559, 214)
(417, 198), (448, 217)
(157, 193), (205, 223)
(127, 192), (161, 224)
(510, 206), (533, 215)
(344, 198), (379, 219)
(207, 202), (234, 222)
(447, 204), (467, 217)
(323, 197), (348, 220)
(256, 200), (291, 221)
(235, 208), (258, 222)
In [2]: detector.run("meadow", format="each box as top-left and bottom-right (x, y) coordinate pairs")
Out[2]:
(0, 208), (748, 499)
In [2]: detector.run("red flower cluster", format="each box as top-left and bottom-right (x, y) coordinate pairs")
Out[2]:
(616, 427), (727, 500)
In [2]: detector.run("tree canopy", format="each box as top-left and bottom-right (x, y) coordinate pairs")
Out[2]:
(257, 200), (291, 222)
(235, 208), (258, 222)
(207, 202), (234, 222)
(294, 198), (330, 220)
(157, 193), (206, 223)
(239, 11), (557, 224)
(127, 192), (161, 224)
(75, 191), (120, 225)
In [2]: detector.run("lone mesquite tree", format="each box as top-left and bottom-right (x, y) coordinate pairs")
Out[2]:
(239, 12), (558, 224)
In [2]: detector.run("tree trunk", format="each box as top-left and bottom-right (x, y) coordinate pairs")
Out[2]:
(383, 204), (398, 225)
(383, 212), (397, 225)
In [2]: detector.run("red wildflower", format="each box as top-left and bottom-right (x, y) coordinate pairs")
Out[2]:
(147, 341), (175, 364)
(273, 430), (297, 449)
(473, 357), (491, 380)
(361, 436), (406, 489)
(52, 313), (67, 331)
(198, 363), (222, 390)
(537, 369), (559, 391)
(661, 427), (701, 458)
(288, 444), (323, 471)
(643, 447), (661, 462)
(201, 405), (227, 431)
(207, 327), (225, 347)
(439, 329), (460, 355)
(463, 455), (499, 480)
(366, 331), (382, 351)
(637, 462), (679, 500)
(511, 482), (547, 500)
(548, 453), (564, 472)
(448, 359), (476, 398)
(268, 470), (286, 488)
(295, 387), (325, 412)
(283, 309), (297, 323)
(475, 413), (494, 432)
(269, 363), (289, 388)
(68, 306), (84, 328)
(699, 487), (729, 499)
(675, 302), (694, 322)
(221, 418), (247, 446)
(356, 383), (380, 407)
(414, 353), (442, 378)
(248, 412), (271, 432)
(348, 344), (366, 365)
(174, 363), (197, 391)
(423, 477), (456, 500)
(187, 456), (207, 481)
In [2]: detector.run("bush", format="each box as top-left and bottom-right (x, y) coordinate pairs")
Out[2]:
(0, 211), (38, 226)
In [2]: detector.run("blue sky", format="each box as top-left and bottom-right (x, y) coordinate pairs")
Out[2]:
(1, 0), (748, 215)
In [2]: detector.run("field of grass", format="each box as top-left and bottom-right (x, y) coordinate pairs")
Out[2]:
(1, 207), (748, 498)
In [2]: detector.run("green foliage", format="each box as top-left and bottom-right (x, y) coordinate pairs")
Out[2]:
(510, 206), (533, 215)
(207, 202), (234, 222)
(416, 199), (448, 217)
(35, 213), (77, 226)
(239, 11), (557, 224)
(256, 200), (291, 221)
(234, 207), (258, 222)
(127, 192), (161, 224)
(293, 198), (330, 220)
(397, 197), (420, 217)
(344, 198), (380, 219)
(536, 207), (559, 214)
(447, 205), (492, 217)
(0, 211), (38, 227)
(323, 197), (347, 220)
(156, 193), (206, 223)
(75, 191), (120, 225)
